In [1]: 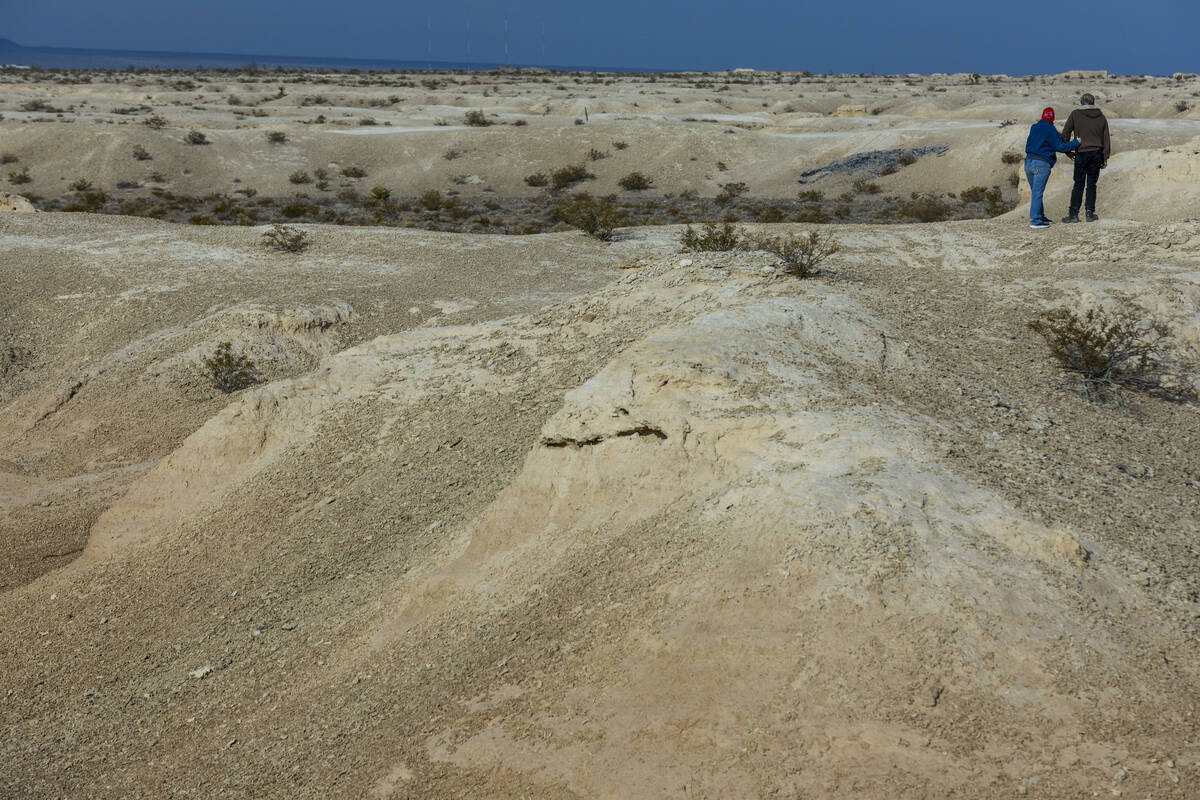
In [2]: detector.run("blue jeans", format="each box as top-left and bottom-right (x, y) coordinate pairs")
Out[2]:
(1025, 158), (1052, 223)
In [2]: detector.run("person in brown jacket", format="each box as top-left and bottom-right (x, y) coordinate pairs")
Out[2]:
(1060, 93), (1111, 222)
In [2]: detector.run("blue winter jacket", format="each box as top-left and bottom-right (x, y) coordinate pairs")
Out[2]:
(1025, 119), (1080, 166)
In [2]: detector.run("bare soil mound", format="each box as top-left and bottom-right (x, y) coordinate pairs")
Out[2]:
(3, 208), (1200, 798)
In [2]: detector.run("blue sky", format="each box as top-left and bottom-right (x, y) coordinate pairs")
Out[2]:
(5, 0), (1197, 73)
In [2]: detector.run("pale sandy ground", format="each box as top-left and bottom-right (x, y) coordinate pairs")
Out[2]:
(2, 70), (1200, 799)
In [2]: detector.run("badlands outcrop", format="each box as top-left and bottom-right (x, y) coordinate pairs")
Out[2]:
(2, 69), (1200, 798)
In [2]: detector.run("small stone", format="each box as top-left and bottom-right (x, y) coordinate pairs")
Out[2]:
(1112, 768), (1127, 783)
(189, 665), (213, 680)
(678, 258), (692, 267)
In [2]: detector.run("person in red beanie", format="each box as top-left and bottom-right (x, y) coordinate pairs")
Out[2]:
(1024, 107), (1080, 229)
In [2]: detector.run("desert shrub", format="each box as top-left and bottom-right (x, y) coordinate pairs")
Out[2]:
(550, 192), (627, 241)
(419, 189), (443, 210)
(288, 170), (312, 184)
(587, 148), (609, 161)
(751, 231), (840, 277)
(445, 202), (472, 221)
(715, 181), (748, 204)
(62, 190), (108, 212)
(280, 200), (317, 218)
(185, 130), (209, 145)
(69, 178), (93, 191)
(358, 117), (377, 126)
(1028, 298), (1197, 403)
(0, 154), (17, 164)
(131, 144), (151, 160)
(143, 115), (167, 129)
(203, 342), (259, 393)
(679, 221), (746, 251)
(960, 185), (989, 203)
(1001, 151), (1023, 165)
(443, 148), (463, 160)
(1007, 172), (1020, 188)
(618, 171), (654, 191)
(511, 119), (528, 127)
(852, 179), (880, 194)
(524, 172), (549, 187)
(612, 140), (629, 150)
(369, 186), (391, 202)
(899, 193), (954, 222)
(550, 164), (594, 191)
(1175, 101), (1189, 113)
(795, 203), (831, 223)
(261, 223), (309, 252)
(797, 189), (824, 202)
(313, 168), (328, 181)
(880, 164), (898, 176)
(341, 165), (367, 178)
(463, 109), (492, 126)
(755, 204), (788, 223)
(7, 168), (31, 185)
(266, 131), (287, 144)
(833, 203), (852, 218)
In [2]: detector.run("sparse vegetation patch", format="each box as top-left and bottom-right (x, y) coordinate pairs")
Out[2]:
(1029, 297), (1197, 403)
(203, 341), (259, 393)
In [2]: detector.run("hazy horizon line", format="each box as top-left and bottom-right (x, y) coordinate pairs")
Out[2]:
(1, 37), (1172, 77)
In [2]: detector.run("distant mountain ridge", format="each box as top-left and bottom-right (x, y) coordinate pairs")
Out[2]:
(0, 37), (649, 73)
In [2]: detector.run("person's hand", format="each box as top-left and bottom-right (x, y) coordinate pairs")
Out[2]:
(1101, 161), (1107, 169)
(1067, 152), (1076, 160)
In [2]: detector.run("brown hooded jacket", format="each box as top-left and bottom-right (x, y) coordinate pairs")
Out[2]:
(1061, 107), (1111, 160)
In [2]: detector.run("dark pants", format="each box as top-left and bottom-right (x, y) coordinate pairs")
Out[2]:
(1069, 150), (1104, 214)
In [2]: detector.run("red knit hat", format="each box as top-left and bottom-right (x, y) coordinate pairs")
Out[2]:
(1041, 107), (1055, 122)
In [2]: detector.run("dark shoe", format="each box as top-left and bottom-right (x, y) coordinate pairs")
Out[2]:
(1086, 212), (1100, 222)
(1062, 214), (1080, 223)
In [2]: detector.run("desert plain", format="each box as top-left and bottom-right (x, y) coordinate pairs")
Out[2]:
(2, 66), (1200, 798)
